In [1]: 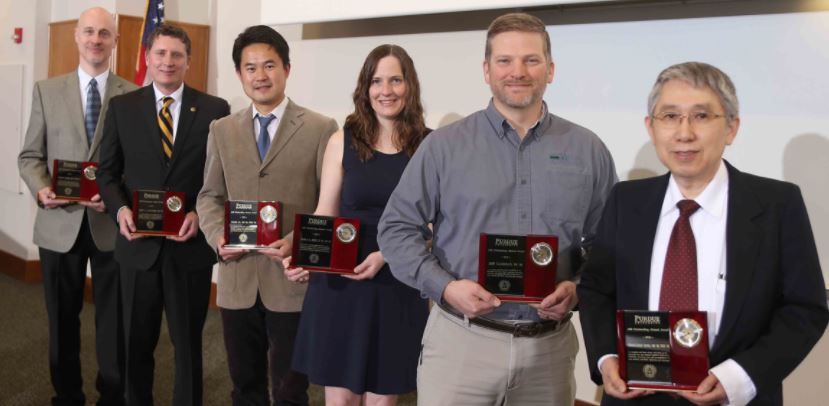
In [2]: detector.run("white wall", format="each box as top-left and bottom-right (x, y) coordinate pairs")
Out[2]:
(0, 0), (51, 259)
(261, 0), (612, 25)
(52, 0), (115, 22)
(213, 0), (258, 110)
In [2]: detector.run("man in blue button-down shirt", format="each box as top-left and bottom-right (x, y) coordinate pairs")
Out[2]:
(379, 12), (617, 406)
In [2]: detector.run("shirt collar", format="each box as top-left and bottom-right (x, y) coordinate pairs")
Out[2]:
(661, 159), (729, 219)
(152, 82), (184, 105)
(77, 67), (109, 89)
(483, 99), (549, 140)
(251, 97), (289, 121)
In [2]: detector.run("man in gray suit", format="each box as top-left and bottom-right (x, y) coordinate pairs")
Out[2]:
(17, 7), (137, 406)
(197, 25), (337, 405)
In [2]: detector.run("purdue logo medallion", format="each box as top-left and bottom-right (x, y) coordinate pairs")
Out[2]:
(642, 364), (657, 379)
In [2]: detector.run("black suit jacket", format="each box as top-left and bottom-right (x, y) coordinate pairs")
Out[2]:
(97, 84), (230, 271)
(578, 161), (828, 406)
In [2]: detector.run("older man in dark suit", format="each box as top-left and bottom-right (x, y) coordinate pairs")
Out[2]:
(578, 62), (828, 406)
(18, 7), (137, 405)
(97, 24), (230, 406)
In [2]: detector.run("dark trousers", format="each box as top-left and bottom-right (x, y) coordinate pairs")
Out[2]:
(120, 248), (211, 406)
(220, 297), (308, 406)
(39, 215), (123, 406)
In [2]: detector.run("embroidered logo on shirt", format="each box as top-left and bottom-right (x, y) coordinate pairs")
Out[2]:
(549, 154), (567, 161)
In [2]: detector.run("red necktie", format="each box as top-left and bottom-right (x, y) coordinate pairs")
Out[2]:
(659, 199), (700, 311)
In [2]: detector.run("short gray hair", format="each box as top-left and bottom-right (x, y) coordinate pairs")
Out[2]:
(647, 62), (739, 123)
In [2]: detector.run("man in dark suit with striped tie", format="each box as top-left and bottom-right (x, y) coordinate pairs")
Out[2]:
(97, 24), (230, 406)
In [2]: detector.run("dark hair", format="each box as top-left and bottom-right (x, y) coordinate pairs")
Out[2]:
(147, 24), (191, 56)
(485, 13), (551, 62)
(233, 25), (290, 71)
(344, 45), (427, 162)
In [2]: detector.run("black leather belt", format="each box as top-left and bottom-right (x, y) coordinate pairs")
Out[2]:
(438, 304), (572, 338)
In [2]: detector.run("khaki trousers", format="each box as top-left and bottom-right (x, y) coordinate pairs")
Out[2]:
(417, 306), (578, 406)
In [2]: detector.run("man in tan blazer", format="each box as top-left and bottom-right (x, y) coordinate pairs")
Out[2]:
(197, 26), (337, 406)
(17, 7), (137, 406)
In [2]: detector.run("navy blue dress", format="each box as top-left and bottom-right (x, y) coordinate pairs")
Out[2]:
(292, 128), (429, 395)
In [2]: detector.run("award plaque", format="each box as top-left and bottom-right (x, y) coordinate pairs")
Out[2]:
(223, 200), (282, 249)
(51, 160), (99, 201)
(616, 310), (709, 391)
(290, 214), (360, 274)
(478, 233), (558, 302)
(131, 190), (186, 236)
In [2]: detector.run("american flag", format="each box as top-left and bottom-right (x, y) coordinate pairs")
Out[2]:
(134, 0), (165, 86)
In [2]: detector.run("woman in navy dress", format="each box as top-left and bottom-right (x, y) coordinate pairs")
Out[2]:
(283, 45), (429, 405)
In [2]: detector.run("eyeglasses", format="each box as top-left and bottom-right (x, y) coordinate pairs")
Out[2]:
(651, 111), (726, 129)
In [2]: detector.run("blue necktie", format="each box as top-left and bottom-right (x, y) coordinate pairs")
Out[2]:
(256, 114), (275, 161)
(85, 78), (101, 146)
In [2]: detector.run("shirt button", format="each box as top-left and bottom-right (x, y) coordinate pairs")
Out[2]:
(259, 172), (267, 178)
(521, 213), (527, 219)
(520, 179), (527, 185)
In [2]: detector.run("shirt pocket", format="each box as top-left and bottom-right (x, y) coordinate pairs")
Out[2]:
(538, 165), (590, 225)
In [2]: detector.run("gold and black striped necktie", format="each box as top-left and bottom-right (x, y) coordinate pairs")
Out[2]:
(158, 96), (175, 161)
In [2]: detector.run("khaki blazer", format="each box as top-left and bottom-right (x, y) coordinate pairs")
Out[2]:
(18, 72), (138, 253)
(197, 100), (338, 311)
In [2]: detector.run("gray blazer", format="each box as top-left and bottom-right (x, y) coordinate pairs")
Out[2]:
(197, 101), (337, 311)
(18, 71), (138, 253)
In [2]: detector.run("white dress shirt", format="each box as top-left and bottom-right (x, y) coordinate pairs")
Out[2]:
(78, 67), (109, 119)
(152, 82), (184, 141)
(600, 160), (757, 405)
(251, 97), (288, 143)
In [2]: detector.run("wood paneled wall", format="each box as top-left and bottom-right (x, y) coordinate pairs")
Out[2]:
(47, 20), (80, 78)
(48, 15), (209, 92)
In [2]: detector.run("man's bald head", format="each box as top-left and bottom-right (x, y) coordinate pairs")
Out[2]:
(75, 7), (117, 75)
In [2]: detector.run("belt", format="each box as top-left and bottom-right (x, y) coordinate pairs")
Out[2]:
(438, 304), (572, 338)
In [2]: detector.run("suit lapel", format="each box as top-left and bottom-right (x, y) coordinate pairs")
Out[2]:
(261, 100), (304, 169)
(88, 74), (125, 160)
(62, 74), (90, 157)
(140, 86), (168, 168)
(167, 86), (197, 176)
(629, 174), (670, 309)
(713, 162), (763, 354)
(236, 107), (261, 167)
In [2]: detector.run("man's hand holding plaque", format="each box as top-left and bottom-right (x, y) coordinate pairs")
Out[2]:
(529, 280), (577, 321)
(442, 279), (501, 318)
(167, 211), (199, 242)
(130, 190), (186, 237)
(37, 186), (71, 209)
(51, 160), (99, 201)
(223, 201), (282, 250)
(478, 233), (558, 303)
(616, 310), (710, 392)
(289, 214), (360, 274)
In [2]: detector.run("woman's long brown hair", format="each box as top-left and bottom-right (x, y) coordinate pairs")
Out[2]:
(344, 44), (427, 161)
